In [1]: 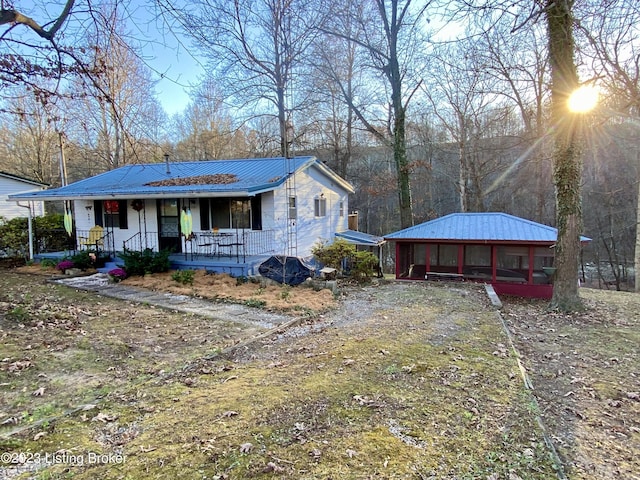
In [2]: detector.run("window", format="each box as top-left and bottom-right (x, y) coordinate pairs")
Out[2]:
(339, 201), (344, 217)
(288, 196), (297, 220)
(314, 197), (326, 217)
(94, 200), (128, 229)
(211, 198), (231, 229)
(230, 199), (250, 229)
(199, 198), (253, 230)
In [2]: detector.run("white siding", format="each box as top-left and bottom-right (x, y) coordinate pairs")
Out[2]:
(0, 177), (45, 220)
(269, 165), (350, 257)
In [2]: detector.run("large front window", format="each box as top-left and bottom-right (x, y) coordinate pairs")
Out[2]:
(200, 198), (257, 230)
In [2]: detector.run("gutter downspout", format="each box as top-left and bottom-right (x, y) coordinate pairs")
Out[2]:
(15, 201), (34, 260)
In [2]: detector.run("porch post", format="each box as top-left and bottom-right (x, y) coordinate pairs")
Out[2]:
(528, 246), (535, 284)
(425, 244), (431, 272)
(395, 242), (401, 278)
(491, 245), (497, 282)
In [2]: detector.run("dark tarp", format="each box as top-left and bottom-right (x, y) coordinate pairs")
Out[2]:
(258, 255), (314, 286)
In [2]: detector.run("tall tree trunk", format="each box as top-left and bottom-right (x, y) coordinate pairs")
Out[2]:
(388, 14), (412, 228)
(546, 0), (584, 311)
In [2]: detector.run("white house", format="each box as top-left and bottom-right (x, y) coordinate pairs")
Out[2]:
(9, 157), (356, 272)
(1, 171), (46, 220)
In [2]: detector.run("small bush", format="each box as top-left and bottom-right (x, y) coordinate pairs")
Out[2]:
(245, 298), (266, 308)
(172, 270), (195, 285)
(119, 248), (171, 277)
(311, 239), (355, 272)
(280, 285), (291, 300)
(70, 251), (94, 270)
(312, 239), (378, 282)
(0, 217), (29, 259)
(351, 250), (379, 281)
(40, 258), (58, 269)
(108, 268), (127, 282)
(56, 260), (75, 271)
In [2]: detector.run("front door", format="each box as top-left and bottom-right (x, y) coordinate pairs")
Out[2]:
(157, 199), (181, 252)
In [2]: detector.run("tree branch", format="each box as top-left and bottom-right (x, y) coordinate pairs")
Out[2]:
(0, 0), (75, 41)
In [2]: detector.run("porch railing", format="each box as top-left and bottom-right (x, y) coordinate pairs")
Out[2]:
(34, 228), (76, 253)
(123, 231), (158, 252)
(190, 229), (277, 259)
(242, 229), (277, 256)
(75, 229), (114, 256)
(121, 229), (276, 259)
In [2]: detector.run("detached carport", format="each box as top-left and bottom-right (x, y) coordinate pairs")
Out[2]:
(384, 212), (590, 299)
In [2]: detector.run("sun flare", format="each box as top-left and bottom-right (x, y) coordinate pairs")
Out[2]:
(568, 85), (599, 113)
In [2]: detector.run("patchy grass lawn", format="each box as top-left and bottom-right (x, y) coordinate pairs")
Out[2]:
(2, 268), (636, 479)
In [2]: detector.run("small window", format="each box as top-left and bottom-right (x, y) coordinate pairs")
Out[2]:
(339, 201), (344, 217)
(103, 200), (128, 229)
(288, 196), (297, 220)
(314, 197), (327, 217)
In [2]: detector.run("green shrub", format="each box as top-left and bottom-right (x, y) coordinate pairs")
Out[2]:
(119, 248), (171, 277)
(39, 258), (59, 269)
(0, 214), (67, 259)
(312, 239), (378, 282)
(0, 217), (29, 259)
(172, 269), (195, 285)
(351, 250), (379, 281)
(311, 239), (355, 272)
(69, 251), (94, 270)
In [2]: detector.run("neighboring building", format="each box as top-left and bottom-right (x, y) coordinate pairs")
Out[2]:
(385, 212), (591, 299)
(9, 157), (354, 265)
(0, 172), (46, 220)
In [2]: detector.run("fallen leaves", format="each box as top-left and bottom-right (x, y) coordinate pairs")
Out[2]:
(6, 359), (32, 372)
(145, 174), (239, 187)
(32, 386), (45, 396)
(239, 442), (253, 453)
(353, 394), (385, 408)
(92, 412), (118, 423)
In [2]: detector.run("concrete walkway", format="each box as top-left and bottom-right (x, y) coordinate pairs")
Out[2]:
(54, 273), (293, 329)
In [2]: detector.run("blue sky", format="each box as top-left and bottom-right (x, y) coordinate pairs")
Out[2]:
(142, 38), (205, 116)
(123, 3), (206, 116)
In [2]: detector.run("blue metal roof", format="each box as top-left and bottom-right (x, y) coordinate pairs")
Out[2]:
(335, 229), (385, 246)
(385, 213), (591, 243)
(9, 156), (354, 201)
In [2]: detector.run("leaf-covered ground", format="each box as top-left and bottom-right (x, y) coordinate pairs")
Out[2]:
(0, 268), (637, 479)
(503, 288), (640, 480)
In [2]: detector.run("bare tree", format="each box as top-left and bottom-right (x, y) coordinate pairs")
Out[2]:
(65, 5), (164, 170)
(423, 38), (511, 212)
(0, 1), (117, 105)
(0, 89), (60, 185)
(575, 0), (640, 291)
(475, 21), (554, 224)
(173, 78), (251, 160)
(160, 0), (327, 158)
(320, 0), (435, 229)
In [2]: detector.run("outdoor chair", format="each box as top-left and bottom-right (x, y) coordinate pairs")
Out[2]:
(79, 225), (105, 252)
